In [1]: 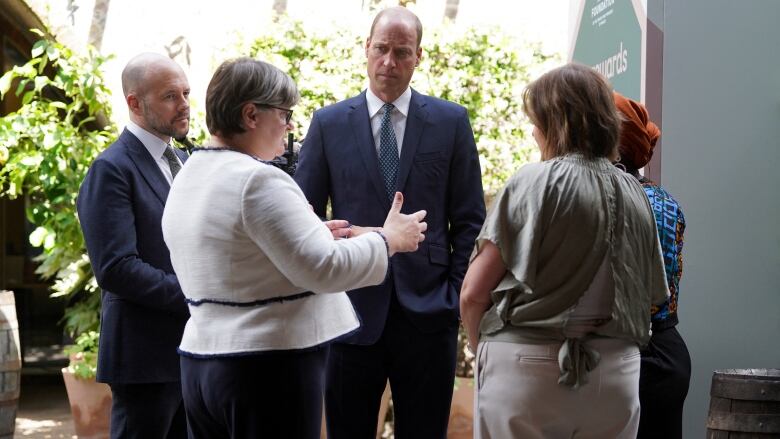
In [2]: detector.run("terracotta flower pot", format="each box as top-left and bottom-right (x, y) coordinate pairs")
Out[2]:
(61, 369), (111, 439)
(447, 377), (474, 439)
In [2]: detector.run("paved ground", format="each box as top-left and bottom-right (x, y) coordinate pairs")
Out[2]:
(15, 374), (75, 438)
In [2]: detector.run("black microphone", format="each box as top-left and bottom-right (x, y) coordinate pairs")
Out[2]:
(269, 133), (299, 176)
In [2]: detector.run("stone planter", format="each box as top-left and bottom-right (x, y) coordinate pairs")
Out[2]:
(61, 369), (111, 439)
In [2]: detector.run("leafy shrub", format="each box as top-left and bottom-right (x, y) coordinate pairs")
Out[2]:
(247, 17), (559, 194)
(64, 330), (99, 379)
(0, 32), (115, 337)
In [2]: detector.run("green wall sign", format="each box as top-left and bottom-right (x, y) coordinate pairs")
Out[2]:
(572, 0), (643, 101)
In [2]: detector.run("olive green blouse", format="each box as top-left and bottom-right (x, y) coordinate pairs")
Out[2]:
(476, 154), (668, 387)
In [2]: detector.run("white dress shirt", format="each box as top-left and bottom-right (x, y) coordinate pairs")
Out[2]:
(126, 121), (182, 185)
(366, 87), (412, 156)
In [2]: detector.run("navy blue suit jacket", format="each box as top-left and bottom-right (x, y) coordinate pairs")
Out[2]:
(77, 129), (189, 384)
(295, 90), (486, 344)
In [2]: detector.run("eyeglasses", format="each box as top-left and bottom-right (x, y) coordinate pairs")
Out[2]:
(256, 104), (293, 124)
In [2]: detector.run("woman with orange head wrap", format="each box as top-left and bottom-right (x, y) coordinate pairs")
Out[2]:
(614, 92), (660, 172)
(614, 92), (690, 439)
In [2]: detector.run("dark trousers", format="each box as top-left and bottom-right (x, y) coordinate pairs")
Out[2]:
(325, 294), (459, 439)
(637, 326), (691, 439)
(181, 346), (328, 439)
(109, 381), (187, 439)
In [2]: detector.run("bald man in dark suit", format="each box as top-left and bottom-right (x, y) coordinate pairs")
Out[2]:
(77, 53), (191, 439)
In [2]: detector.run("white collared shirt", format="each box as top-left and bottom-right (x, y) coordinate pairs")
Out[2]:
(366, 87), (411, 156)
(126, 121), (182, 185)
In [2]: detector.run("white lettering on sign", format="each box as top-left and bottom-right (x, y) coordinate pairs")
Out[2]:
(593, 42), (628, 79)
(591, 0), (615, 26)
(591, 0), (615, 18)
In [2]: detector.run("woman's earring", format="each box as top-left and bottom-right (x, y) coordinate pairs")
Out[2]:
(614, 155), (627, 172)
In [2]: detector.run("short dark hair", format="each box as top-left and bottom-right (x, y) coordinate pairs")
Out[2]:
(205, 57), (299, 138)
(369, 7), (423, 48)
(522, 63), (620, 159)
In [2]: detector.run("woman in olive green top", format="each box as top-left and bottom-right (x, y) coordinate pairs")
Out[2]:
(460, 63), (668, 439)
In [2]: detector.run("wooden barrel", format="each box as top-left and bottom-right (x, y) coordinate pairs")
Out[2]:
(707, 368), (780, 438)
(0, 291), (20, 439)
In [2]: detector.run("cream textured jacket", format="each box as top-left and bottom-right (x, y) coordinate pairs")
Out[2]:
(162, 149), (388, 357)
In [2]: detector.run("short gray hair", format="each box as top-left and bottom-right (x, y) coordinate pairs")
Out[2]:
(205, 57), (299, 137)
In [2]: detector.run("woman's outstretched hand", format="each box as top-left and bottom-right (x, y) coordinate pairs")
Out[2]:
(324, 220), (352, 239)
(382, 192), (427, 256)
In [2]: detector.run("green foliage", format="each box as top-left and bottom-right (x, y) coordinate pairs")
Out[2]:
(0, 33), (115, 337)
(248, 19), (367, 141)
(64, 330), (99, 379)
(455, 325), (476, 378)
(419, 26), (556, 194)
(60, 289), (101, 338)
(247, 17), (559, 195)
(183, 106), (209, 146)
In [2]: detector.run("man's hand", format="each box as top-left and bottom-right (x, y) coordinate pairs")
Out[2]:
(382, 192), (427, 256)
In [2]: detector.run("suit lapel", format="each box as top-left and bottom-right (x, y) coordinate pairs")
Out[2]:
(397, 90), (427, 193)
(122, 129), (171, 204)
(349, 93), (391, 209)
(174, 147), (189, 163)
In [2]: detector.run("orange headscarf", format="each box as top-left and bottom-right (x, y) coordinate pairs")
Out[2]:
(613, 92), (660, 169)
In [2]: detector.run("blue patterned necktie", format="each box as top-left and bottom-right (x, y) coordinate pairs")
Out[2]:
(378, 103), (399, 200)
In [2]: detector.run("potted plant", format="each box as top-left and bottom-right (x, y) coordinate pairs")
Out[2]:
(61, 331), (110, 438)
(447, 326), (476, 439)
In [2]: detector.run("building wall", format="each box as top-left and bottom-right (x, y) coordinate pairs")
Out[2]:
(660, 0), (780, 436)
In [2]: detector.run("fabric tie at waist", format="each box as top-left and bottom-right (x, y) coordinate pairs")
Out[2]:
(557, 337), (601, 389)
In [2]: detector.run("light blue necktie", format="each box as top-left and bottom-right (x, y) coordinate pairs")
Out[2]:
(378, 103), (399, 200)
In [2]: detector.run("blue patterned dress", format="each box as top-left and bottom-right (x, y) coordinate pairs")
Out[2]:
(638, 177), (690, 439)
(641, 179), (685, 325)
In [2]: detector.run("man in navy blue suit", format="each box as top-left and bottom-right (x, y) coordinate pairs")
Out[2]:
(295, 7), (485, 438)
(77, 53), (190, 439)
